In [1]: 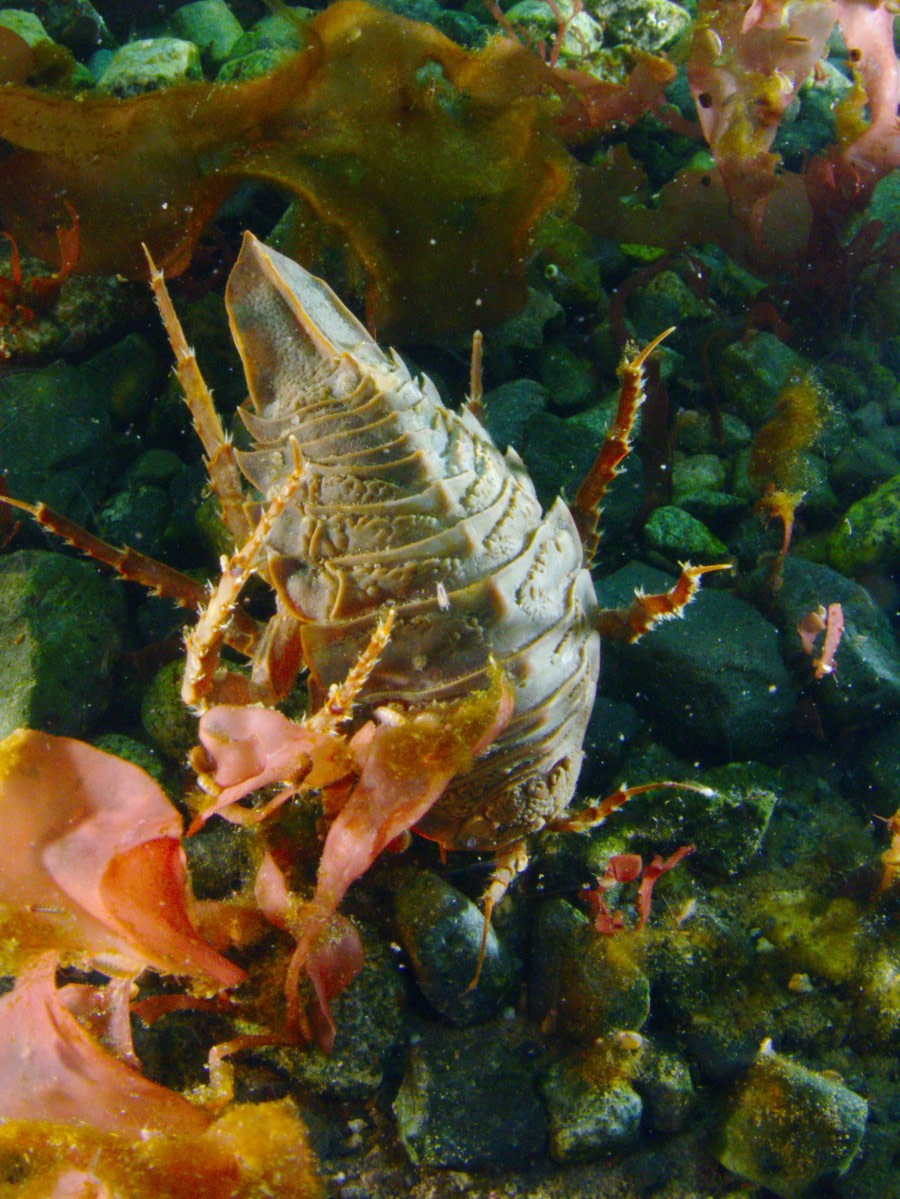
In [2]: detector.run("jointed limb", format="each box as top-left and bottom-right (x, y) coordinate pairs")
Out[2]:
(0, 493), (259, 656)
(468, 838), (529, 991)
(572, 327), (674, 566)
(596, 561), (733, 643)
(144, 246), (253, 546)
(183, 439), (306, 708)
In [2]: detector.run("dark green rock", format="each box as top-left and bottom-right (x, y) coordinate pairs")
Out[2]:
(619, 761), (778, 877)
(521, 406), (643, 532)
(183, 819), (256, 899)
(483, 378), (548, 452)
(643, 505), (730, 560)
(394, 871), (517, 1026)
(0, 361), (114, 525)
(625, 268), (712, 340)
(99, 486), (172, 559)
(597, 562), (796, 756)
(753, 557), (900, 727)
(677, 489), (745, 529)
(671, 452), (728, 499)
(854, 721), (900, 818)
(829, 473), (900, 574)
(393, 1022), (546, 1167)
(830, 437), (900, 502)
(12, 0), (113, 53)
(92, 333), (162, 427)
(540, 1045), (642, 1164)
(530, 899), (650, 1039)
(125, 450), (184, 489)
(578, 695), (641, 792)
(539, 341), (594, 411)
(644, 907), (755, 1032)
(633, 1041), (694, 1133)
(91, 733), (175, 799)
(718, 1048), (868, 1199)
(269, 932), (406, 1100)
(141, 659), (199, 762)
(715, 333), (806, 427)
(0, 551), (125, 740)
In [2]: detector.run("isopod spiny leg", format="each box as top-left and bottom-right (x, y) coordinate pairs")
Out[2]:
(144, 245), (253, 546)
(551, 779), (716, 834)
(468, 838), (529, 992)
(572, 327), (675, 567)
(183, 439), (306, 709)
(308, 607), (395, 735)
(0, 493), (260, 658)
(596, 561), (733, 644)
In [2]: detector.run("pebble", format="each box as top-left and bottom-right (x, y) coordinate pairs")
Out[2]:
(718, 1045), (868, 1199)
(394, 871), (518, 1026)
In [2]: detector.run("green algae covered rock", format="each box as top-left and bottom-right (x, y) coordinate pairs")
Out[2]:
(718, 1046), (868, 1198)
(166, 0), (243, 68)
(269, 930), (406, 1101)
(0, 551), (125, 740)
(597, 563), (796, 756)
(618, 761), (779, 877)
(829, 473), (900, 574)
(394, 1021), (546, 1167)
(593, 0), (691, 52)
(753, 557), (900, 727)
(642, 504), (730, 561)
(530, 898), (650, 1039)
(0, 9), (51, 46)
(633, 1041), (694, 1133)
(0, 360), (114, 525)
(540, 1041), (643, 1164)
(141, 659), (199, 762)
(483, 378), (548, 451)
(715, 333), (806, 427)
(98, 37), (202, 94)
(394, 871), (518, 1026)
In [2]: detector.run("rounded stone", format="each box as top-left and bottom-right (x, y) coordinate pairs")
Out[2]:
(718, 1047), (868, 1199)
(540, 1044), (643, 1164)
(393, 1022), (546, 1168)
(530, 899), (650, 1039)
(98, 37), (202, 95)
(642, 504), (730, 560)
(141, 659), (199, 763)
(0, 551), (125, 740)
(394, 871), (518, 1026)
(597, 562), (796, 756)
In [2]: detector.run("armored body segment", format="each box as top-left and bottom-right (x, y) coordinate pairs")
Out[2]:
(227, 235), (601, 849)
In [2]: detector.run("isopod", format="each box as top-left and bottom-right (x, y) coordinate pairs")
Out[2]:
(3, 233), (721, 997)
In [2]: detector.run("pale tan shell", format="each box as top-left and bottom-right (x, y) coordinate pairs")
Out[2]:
(227, 237), (600, 851)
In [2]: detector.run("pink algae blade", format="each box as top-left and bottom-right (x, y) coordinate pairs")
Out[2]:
(0, 729), (243, 987)
(0, 954), (211, 1136)
(196, 704), (355, 821)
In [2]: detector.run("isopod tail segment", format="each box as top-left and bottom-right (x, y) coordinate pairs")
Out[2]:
(467, 777), (718, 989)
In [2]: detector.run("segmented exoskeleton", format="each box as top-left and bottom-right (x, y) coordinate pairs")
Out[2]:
(174, 236), (717, 843)
(2, 233), (721, 996)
